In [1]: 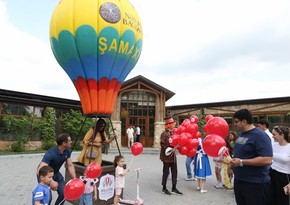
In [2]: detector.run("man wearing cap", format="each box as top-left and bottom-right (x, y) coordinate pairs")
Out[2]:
(160, 116), (183, 195)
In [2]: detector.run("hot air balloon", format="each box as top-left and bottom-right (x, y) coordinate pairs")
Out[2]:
(50, 0), (143, 115)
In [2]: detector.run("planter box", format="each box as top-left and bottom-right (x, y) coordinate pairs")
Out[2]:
(65, 160), (120, 205)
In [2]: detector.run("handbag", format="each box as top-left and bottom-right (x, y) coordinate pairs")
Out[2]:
(86, 150), (99, 159)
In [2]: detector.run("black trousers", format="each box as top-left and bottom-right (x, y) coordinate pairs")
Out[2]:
(269, 168), (290, 205)
(162, 161), (177, 188)
(234, 178), (270, 205)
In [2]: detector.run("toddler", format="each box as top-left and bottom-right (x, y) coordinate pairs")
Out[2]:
(114, 155), (129, 205)
(32, 165), (54, 205)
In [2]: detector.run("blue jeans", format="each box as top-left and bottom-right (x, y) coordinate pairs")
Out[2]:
(79, 193), (93, 205)
(185, 157), (194, 178)
(55, 179), (65, 205)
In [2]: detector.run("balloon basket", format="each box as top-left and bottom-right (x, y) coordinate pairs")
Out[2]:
(119, 168), (144, 205)
(65, 161), (122, 205)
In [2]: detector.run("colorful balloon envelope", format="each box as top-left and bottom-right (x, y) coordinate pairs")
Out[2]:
(50, 0), (143, 115)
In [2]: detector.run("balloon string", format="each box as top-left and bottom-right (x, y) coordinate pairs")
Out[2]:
(58, 199), (65, 205)
(127, 156), (135, 170)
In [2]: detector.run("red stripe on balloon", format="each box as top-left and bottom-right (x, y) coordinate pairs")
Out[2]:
(74, 77), (122, 115)
(98, 77), (109, 114)
(88, 79), (98, 114)
(106, 79), (118, 113)
(74, 77), (91, 114)
(108, 82), (122, 114)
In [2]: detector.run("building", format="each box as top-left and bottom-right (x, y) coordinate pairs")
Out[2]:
(1, 75), (290, 150)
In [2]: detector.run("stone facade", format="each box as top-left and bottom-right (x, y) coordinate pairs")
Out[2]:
(0, 141), (43, 151)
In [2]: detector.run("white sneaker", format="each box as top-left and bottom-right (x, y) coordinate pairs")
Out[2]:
(214, 184), (223, 189)
(200, 189), (208, 193)
(185, 177), (194, 181)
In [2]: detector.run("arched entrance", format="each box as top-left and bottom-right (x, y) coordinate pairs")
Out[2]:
(120, 91), (156, 147)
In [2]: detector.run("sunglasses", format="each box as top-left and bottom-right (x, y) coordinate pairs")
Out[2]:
(274, 126), (283, 135)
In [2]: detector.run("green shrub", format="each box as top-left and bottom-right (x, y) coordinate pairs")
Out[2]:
(2, 112), (43, 152)
(60, 109), (94, 151)
(41, 107), (56, 150)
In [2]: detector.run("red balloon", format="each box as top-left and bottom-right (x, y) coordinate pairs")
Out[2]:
(203, 125), (208, 133)
(221, 147), (229, 156)
(181, 119), (191, 128)
(169, 134), (179, 147)
(186, 148), (197, 157)
(205, 114), (214, 122)
(131, 142), (143, 156)
(176, 125), (186, 134)
(195, 131), (202, 139)
(178, 146), (189, 155)
(190, 115), (199, 123)
(206, 117), (229, 139)
(86, 162), (102, 179)
(186, 138), (199, 150)
(178, 133), (190, 146)
(64, 178), (85, 200)
(186, 123), (198, 135)
(172, 127), (178, 134)
(202, 134), (226, 157)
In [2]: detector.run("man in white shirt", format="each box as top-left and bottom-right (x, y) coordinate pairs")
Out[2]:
(257, 119), (274, 145)
(126, 125), (134, 148)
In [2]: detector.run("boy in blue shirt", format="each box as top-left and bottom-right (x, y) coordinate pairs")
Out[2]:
(32, 166), (54, 205)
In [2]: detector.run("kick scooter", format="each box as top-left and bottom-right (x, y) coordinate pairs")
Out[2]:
(119, 168), (144, 205)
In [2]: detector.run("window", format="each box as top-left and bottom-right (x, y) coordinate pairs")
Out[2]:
(121, 91), (156, 117)
(268, 115), (282, 124)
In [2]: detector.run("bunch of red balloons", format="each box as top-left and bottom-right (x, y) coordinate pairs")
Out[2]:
(202, 115), (229, 157)
(169, 115), (201, 157)
(170, 114), (230, 158)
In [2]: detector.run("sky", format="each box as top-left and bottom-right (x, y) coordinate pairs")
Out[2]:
(0, 0), (290, 106)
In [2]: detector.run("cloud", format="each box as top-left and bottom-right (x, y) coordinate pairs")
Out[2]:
(1, 0), (290, 107)
(0, 1), (79, 99)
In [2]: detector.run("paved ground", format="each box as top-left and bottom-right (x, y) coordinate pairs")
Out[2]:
(0, 148), (236, 205)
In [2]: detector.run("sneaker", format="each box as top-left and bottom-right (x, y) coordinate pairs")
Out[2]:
(162, 188), (171, 195)
(171, 189), (183, 195)
(196, 187), (201, 191)
(185, 177), (194, 181)
(214, 184), (223, 189)
(192, 177), (197, 181)
(200, 189), (208, 193)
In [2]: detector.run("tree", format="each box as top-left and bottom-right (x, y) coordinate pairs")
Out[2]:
(2, 112), (42, 152)
(41, 107), (56, 150)
(198, 107), (206, 137)
(60, 109), (94, 150)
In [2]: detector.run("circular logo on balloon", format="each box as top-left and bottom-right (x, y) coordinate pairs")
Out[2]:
(100, 2), (121, 23)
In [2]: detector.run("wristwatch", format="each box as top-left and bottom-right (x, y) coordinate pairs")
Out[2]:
(239, 159), (244, 167)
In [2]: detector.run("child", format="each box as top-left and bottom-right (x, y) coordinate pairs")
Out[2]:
(32, 165), (54, 205)
(114, 155), (129, 205)
(222, 139), (234, 190)
(213, 156), (224, 189)
(79, 169), (99, 205)
(194, 138), (212, 193)
(222, 154), (233, 190)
